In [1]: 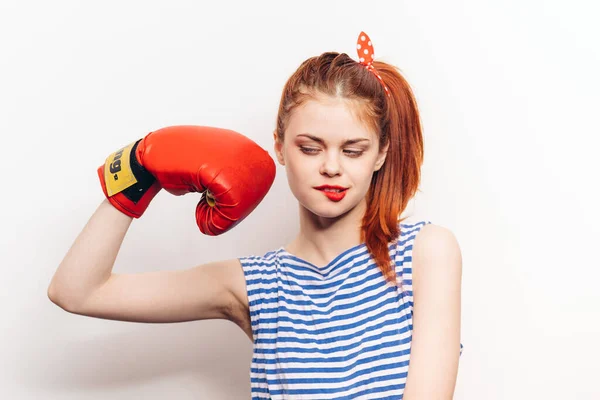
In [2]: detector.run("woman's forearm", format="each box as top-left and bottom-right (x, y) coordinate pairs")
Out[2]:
(48, 199), (133, 310)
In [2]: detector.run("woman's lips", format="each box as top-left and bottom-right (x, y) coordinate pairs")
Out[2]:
(316, 188), (347, 202)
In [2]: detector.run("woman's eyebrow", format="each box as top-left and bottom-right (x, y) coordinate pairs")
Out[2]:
(296, 133), (370, 145)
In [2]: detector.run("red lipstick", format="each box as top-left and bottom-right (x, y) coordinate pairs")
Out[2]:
(314, 185), (348, 202)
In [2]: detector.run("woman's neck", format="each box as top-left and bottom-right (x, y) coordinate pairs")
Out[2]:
(286, 199), (366, 266)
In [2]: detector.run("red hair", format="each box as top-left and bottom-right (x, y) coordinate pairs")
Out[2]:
(275, 52), (424, 286)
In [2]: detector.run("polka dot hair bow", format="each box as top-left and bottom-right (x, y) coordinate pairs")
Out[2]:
(356, 31), (390, 97)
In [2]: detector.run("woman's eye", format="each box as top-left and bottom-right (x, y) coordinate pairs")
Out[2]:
(344, 150), (364, 157)
(299, 147), (363, 157)
(300, 147), (319, 154)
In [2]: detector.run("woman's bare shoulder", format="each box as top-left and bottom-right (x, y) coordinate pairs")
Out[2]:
(412, 223), (462, 274)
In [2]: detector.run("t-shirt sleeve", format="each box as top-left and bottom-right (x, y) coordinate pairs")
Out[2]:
(237, 254), (277, 343)
(395, 220), (431, 307)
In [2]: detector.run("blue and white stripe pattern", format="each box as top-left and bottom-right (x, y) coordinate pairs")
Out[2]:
(238, 220), (463, 399)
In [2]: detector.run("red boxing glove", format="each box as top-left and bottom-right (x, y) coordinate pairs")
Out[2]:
(97, 125), (276, 235)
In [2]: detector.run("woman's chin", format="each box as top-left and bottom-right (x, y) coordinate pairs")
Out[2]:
(301, 202), (355, 220)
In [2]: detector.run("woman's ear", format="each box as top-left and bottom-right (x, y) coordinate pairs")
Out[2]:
(273, 131), (285, 165)
(374, 142), (389, 171)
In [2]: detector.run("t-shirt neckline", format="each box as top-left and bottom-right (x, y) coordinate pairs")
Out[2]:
(277, 242), (368, 270)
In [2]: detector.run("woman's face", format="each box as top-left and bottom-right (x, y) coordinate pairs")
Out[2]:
(274, 95), (388, 220)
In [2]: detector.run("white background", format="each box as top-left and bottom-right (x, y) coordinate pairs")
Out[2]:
(1, 0), (598, 398)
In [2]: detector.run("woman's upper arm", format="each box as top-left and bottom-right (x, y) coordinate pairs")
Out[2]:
(403, 224), (463, 400)
(64, 258), (248, 324)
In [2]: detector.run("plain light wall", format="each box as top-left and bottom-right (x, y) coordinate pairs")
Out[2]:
(1, 0), (598, 398)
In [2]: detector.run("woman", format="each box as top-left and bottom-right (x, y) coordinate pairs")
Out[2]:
(49, 31), (463, 399)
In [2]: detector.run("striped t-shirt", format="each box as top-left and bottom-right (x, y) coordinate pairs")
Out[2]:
(238, 220), (463, 399)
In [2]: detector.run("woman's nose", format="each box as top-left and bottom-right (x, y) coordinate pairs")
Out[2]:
(319, 152), (343, 176)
